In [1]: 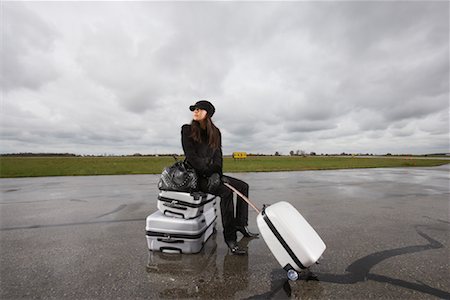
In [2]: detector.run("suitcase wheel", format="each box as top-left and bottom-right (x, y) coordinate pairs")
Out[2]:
(287, 269), (299, 281)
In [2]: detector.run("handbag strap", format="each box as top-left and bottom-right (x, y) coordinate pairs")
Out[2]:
(224, 182), (260, 214)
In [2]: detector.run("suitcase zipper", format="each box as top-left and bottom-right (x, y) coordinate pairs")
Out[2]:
(158, 195), (217, 208)
(261, 207), (305, 270)
(157, 237), (185, 244)
(146, 216), (217, 240)
(162, 201), (188, 210)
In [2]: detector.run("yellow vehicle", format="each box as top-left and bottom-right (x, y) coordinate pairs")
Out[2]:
(232, 152), (247, 159)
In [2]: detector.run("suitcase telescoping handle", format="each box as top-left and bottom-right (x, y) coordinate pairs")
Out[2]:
(224, 182), (260, 214)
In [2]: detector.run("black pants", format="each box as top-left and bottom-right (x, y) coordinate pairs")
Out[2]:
(200, 175), (249, 241)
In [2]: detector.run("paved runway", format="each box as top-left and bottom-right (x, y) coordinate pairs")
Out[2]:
(1, 165), (449, 299)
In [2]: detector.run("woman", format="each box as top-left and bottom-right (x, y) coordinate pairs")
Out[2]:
(181, 100), (258, 255)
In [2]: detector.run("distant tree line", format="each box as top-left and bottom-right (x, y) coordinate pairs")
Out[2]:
(2, 152), (446, 158)
(0, 153), (183, 157)
(0, 153), (81, 157)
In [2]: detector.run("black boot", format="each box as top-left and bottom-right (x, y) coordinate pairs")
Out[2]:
(236, 226), (259, 238)
(225, 240), (247, 255)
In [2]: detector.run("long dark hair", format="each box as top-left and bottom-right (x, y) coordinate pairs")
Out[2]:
(190, 116), (220, 150)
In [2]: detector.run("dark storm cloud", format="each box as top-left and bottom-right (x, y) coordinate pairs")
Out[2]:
(285, 120), (337, 133)
(1, 1), (448, 155)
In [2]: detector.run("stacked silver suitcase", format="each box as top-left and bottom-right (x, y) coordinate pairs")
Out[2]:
(146, 191), (218, 254)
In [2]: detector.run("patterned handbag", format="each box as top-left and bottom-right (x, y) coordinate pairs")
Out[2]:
(158, 160), (199, 192)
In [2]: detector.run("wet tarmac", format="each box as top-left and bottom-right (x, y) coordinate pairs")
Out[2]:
(1, 165), (449, 299)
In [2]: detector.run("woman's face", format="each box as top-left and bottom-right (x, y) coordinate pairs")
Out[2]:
(193, 108), (207, 121)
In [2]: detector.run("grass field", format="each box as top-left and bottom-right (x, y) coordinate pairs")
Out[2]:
(0, 156), (448, 178)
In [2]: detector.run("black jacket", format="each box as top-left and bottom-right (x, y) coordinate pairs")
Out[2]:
(181, 124), (223, 177)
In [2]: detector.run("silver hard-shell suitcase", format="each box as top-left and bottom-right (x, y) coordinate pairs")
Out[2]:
(202, 204), (218, 243)
(146, 207), (217, 254)
(157, 191), (217, 219)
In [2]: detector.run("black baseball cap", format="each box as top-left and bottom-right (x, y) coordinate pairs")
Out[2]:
(189, 100), (215, 117)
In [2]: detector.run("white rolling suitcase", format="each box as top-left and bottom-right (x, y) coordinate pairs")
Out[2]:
(157, 191), (217, 219)
(224, 183), (326, 281)
(145, 207), (217, 254)
(256, 201), (326, 280)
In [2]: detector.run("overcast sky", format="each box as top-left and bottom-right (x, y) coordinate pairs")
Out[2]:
(1, 1), (449, 155)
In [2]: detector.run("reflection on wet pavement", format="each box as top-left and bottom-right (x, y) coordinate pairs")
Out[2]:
(1, 165), (449, 299)
(147, 235), (257, 299)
